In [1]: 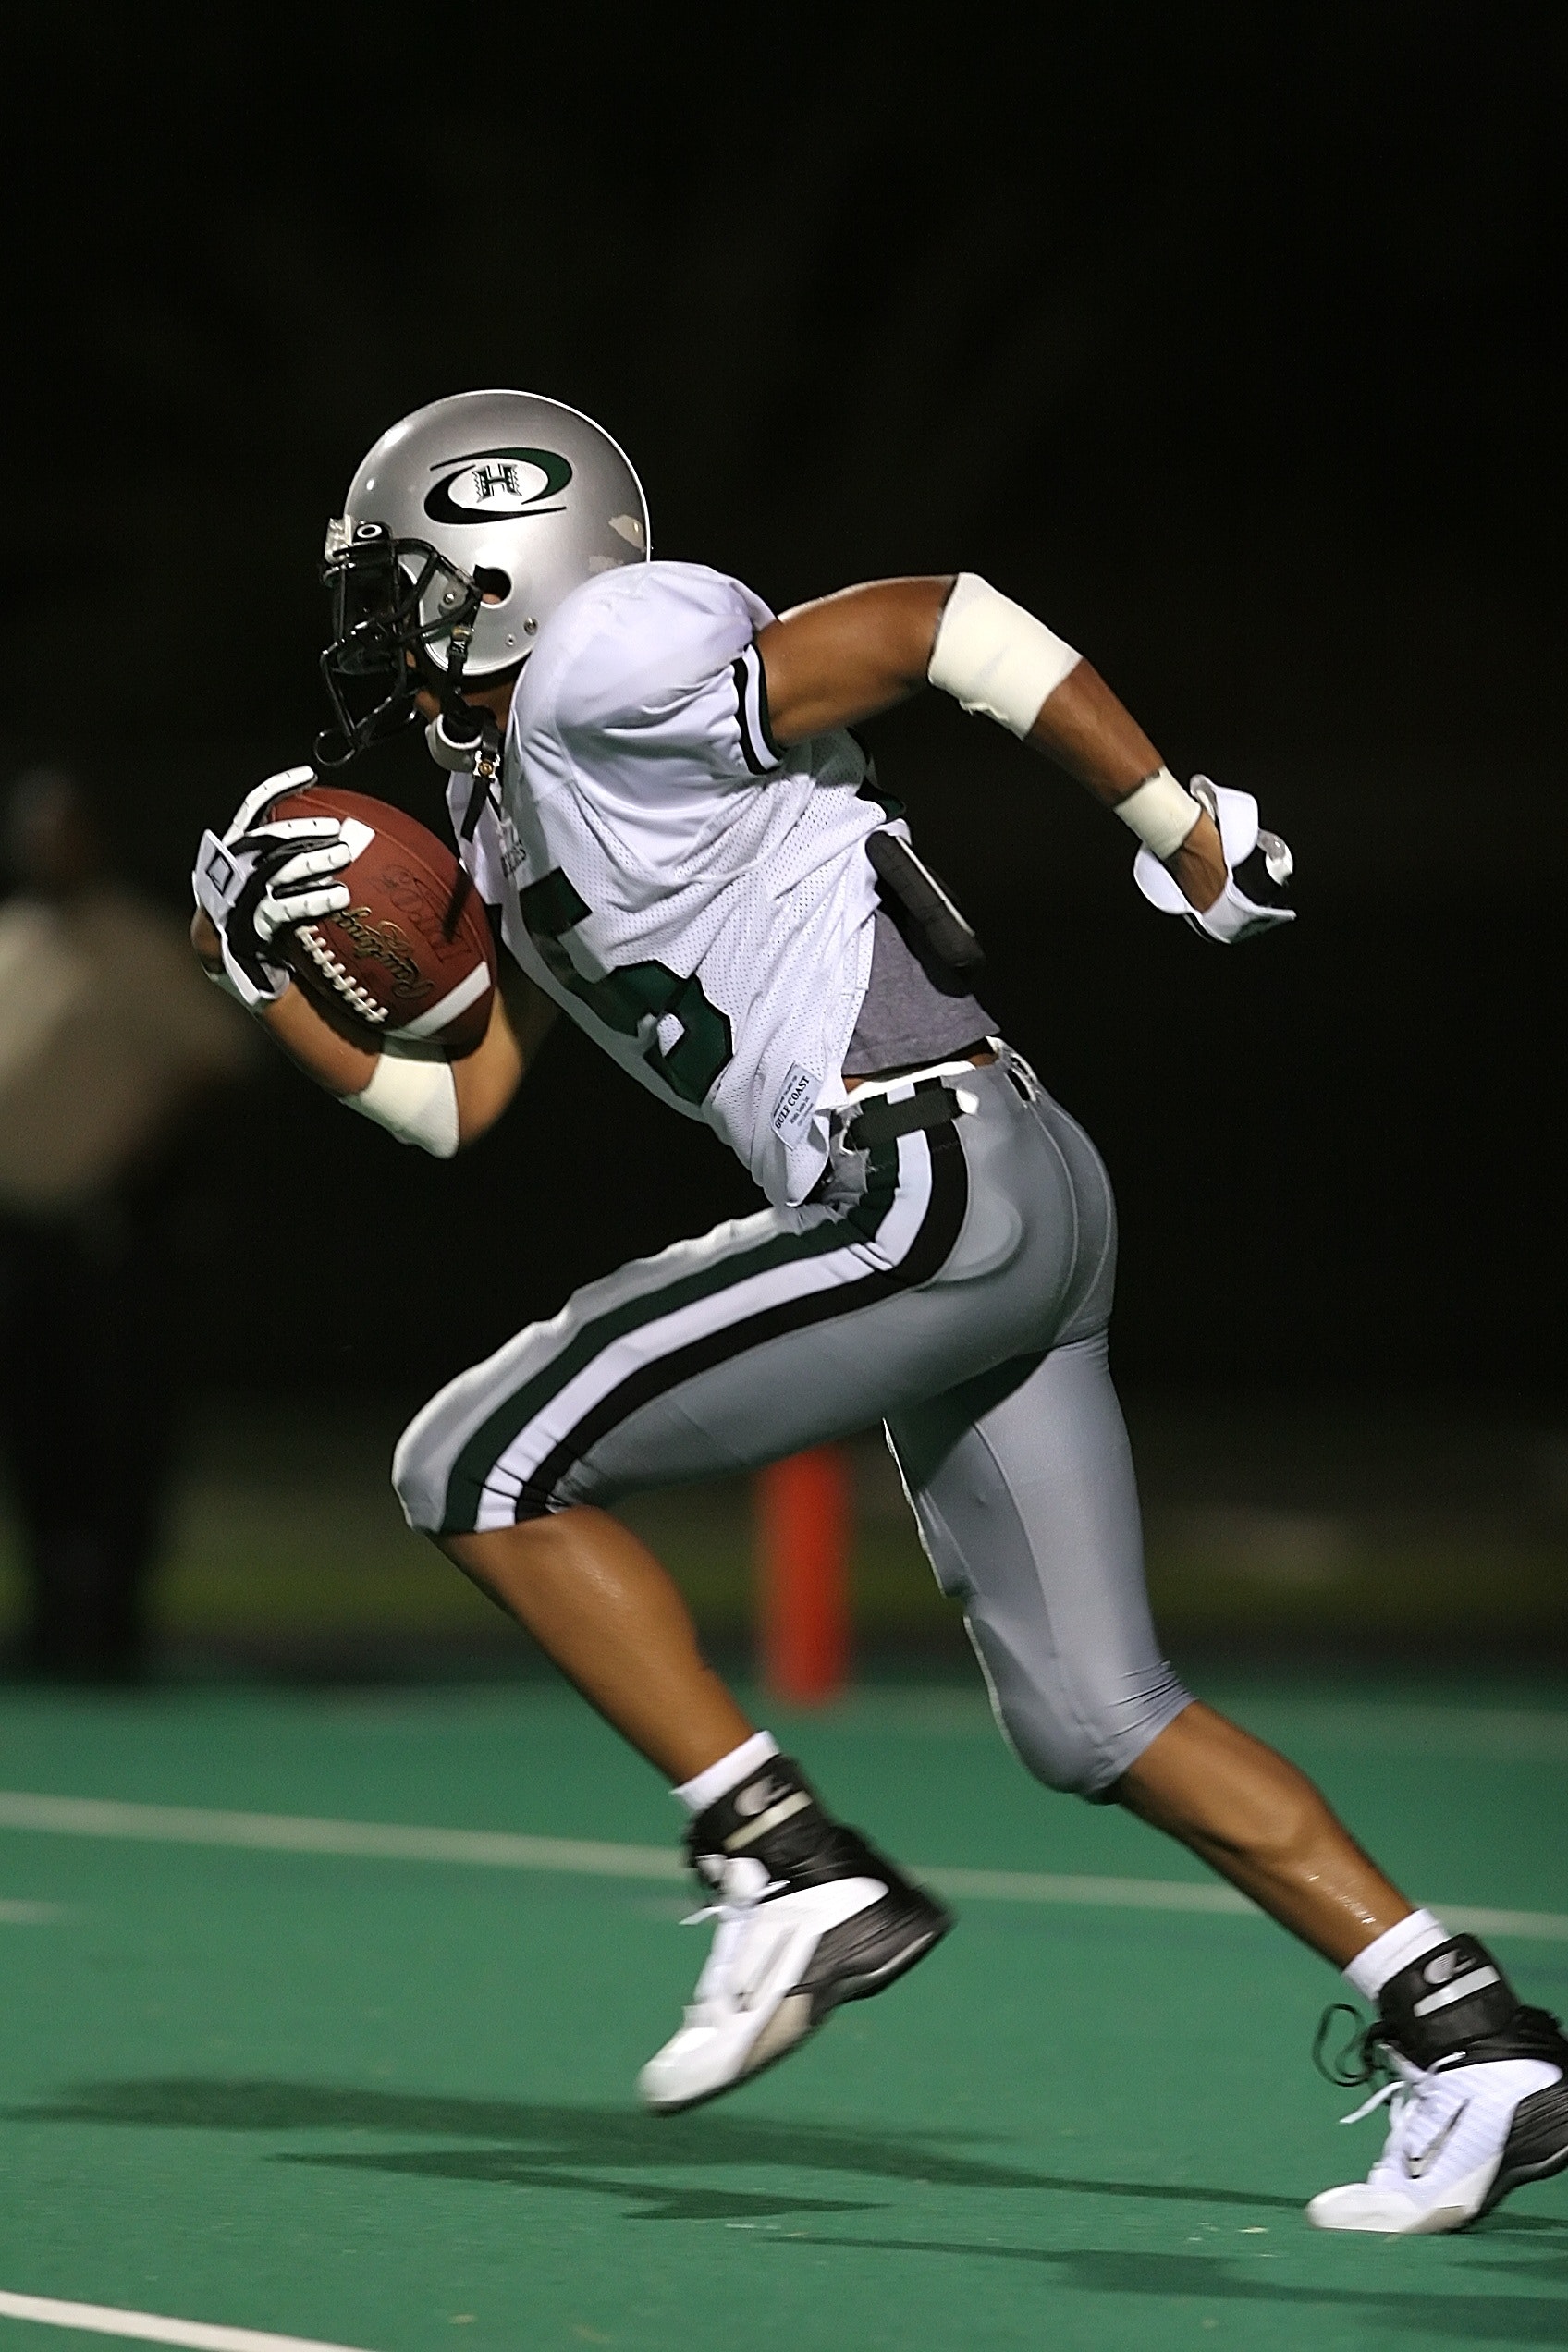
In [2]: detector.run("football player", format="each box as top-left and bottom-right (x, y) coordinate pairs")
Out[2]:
(192, 391), (1567, 2233)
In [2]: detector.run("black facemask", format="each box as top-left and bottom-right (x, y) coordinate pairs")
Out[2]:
(315, 521), (483, 766)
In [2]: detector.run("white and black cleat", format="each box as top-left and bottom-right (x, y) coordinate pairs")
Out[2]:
(1308, 1935), (1568, 2235)
(638, 1754), (952, 2114)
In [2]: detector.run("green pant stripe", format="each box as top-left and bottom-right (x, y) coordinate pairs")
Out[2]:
(441, 1143), (902, 1531)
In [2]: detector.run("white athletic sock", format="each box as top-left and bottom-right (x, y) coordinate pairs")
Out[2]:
(1343, 1908), (1451, 2003)
(674, 1731), (779, 1817)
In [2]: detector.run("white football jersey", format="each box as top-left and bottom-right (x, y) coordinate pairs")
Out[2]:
(449, 561), (890, 1206)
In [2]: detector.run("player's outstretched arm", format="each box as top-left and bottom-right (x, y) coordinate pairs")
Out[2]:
(759, 576), (1227, 914)
(190, 906), (553, 1149)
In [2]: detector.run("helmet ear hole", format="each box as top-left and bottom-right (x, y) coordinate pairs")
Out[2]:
(472, 565), (512, 603)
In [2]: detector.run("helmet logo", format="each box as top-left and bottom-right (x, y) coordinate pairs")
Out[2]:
(424, 446), (573, 526)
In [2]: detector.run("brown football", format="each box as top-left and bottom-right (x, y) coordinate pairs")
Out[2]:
(270, 785), (496, 1056)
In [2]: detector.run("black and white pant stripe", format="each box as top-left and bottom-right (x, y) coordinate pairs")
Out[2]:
(398, 1117), (967, 1535)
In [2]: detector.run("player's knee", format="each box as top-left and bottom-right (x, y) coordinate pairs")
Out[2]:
(1004, 1711), (1113, 1798)
(986, 1655), (1193, 1801)
(985, 1680), (1111, 1798)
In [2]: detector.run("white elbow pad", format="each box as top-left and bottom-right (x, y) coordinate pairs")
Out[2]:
(927, 572), (1081, 737)
(345, 1051), (459, 1158)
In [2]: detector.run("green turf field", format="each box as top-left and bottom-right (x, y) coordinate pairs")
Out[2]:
(2, 1676), (1566, 2351)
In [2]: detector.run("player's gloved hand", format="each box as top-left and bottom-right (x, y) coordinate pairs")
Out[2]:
(1133, 776), (1295, 945)
(191, 767), (355, 1008)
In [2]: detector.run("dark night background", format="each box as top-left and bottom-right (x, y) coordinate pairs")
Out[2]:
(4, 3), (1562, 1403)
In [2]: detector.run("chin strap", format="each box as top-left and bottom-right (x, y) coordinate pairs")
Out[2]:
(420, 626), (505, 839)
(424, 713), (503, 846)
(459, 721), (503, 839)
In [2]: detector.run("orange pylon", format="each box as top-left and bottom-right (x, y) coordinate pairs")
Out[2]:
(756, 1445), (851, 1701)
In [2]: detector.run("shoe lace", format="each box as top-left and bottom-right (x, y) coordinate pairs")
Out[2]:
(1336, 2076), (1406, 2128)
(679, 1859), (786, 2026)
(1313, 2001), (1462, 2145)
(1312, 2001), (1388, 2090)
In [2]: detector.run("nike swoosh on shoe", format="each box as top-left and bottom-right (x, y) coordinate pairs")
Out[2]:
(1403, 2102), (1469, 2180)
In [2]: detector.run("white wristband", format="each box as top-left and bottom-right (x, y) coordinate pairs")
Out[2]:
(1113, 767), (1203, 860)
(927, 572), (1081, 738)
(345, 1051), (459, 1158)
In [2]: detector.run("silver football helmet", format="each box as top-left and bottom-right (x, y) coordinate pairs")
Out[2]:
(317, 388), (650, 763)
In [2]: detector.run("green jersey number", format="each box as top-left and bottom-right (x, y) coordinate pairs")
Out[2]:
(519, 867), (734, 1108)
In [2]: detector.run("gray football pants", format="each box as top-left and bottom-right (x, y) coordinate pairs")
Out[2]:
(393, 1048), (1192, 1796)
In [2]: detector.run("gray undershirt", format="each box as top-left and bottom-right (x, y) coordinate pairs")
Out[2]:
(842, 901), (996, 1077)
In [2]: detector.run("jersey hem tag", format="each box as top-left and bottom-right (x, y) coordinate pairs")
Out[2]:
(769, 1063), (821, 1146)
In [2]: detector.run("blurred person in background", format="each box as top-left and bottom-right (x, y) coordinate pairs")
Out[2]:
(0, 767), (252, 1678)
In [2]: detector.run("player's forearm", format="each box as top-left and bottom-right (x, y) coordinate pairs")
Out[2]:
(926, 577), (1227, 912)
(763, 571), (1224, 909)
(195, 905), (512, 1147)
(1024, 658), (1162, 803)
(355, 975), (547, 1153)
(448, 966), (556, 1141)
(258, 979), (510, 1155)
(191, 906), (377, 1095)
(266, 971), (533, 1147)
(260, 980), (381, 1096)
(1026, 661), (1227, 910)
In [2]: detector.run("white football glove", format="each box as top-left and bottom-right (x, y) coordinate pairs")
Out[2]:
(191, 768), (357, 1009)
(1133, 776), (1295, 945)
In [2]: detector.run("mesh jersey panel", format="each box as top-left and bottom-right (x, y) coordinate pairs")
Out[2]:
(451, 561), (887, 1206)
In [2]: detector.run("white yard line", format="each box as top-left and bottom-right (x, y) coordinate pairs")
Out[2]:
(1, 1788), (1563, 1940)
(0, 2289), (370, 2352)
(0, 1792), (680, 1881)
